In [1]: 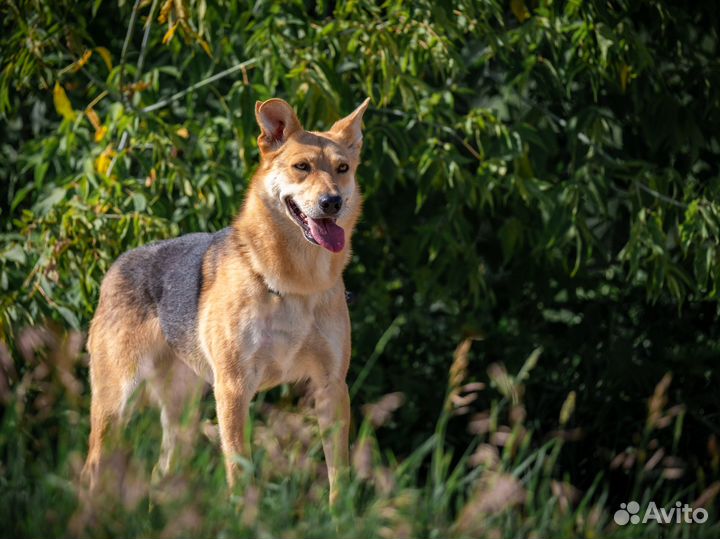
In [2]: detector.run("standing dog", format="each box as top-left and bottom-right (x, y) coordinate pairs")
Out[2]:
(82, 97), (370, 503)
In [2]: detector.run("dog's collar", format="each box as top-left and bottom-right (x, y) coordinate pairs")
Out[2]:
(265, 285), (355, 303)
(267, 286), (282, 297)
(251, 268), (283, 298)
(244, 243), (353, 302)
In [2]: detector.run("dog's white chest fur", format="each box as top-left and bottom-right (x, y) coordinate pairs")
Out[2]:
(240, 293), (317, 383)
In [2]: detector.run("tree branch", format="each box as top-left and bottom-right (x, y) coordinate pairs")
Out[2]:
(119, 0), (142, 105)
(635, 182), (688, 209)
(141, 58), (258, 113)
(136, 0), (160, 79)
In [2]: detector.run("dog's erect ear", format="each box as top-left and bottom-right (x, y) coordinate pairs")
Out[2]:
(329, 98), (371, 150)
(255, 98), (302, 153)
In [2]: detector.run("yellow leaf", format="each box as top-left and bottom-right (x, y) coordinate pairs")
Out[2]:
(94, 126), (108, 143)
(123, 81), (150, 94)
(95, 47), (113, 70)
(511, 0), (531, 22)
(158, 0), (173, 23)
(176, 127), (190, 139)
(85, 108), (101, 130)
(70, 50), (93, 73)
(60, 50), (93, 75)
(86, 108), (108, 142)
(620, 64), (631, 93)
(197, 38), (213, 57)
(559, 391), (577, 426)
(53, 82), (76, 121)
(95, 145), (116, 175)
(162, 22), (179, 45)
(145, 167), (157, 187)
(77, 50), (93, 70)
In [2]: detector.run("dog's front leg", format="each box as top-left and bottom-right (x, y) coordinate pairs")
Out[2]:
(214, 372), (255, 489)
(314, 378), (351, 505)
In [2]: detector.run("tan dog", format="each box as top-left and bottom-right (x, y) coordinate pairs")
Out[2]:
(82, 98), (370, 503)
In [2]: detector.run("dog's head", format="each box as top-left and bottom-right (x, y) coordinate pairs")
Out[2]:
(254, 98), (370, 253)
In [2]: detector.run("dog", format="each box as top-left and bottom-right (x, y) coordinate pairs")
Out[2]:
(82, 97), (370, 503)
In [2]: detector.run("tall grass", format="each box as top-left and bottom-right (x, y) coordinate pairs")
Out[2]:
(1, 326), (718, 538)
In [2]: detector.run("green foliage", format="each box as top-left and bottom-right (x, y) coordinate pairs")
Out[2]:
(1, 0), (720, 536)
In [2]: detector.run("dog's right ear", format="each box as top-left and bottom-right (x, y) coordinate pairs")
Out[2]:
(255, 99), (302, 154)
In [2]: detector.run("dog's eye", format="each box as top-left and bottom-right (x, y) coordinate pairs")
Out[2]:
(293, 162), (310, 172)
(337, 163), (349, 173)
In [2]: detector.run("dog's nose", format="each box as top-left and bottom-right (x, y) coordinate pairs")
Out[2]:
(319, 194), (342, 215)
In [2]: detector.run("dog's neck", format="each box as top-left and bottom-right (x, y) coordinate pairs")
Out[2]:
(233, 181), (352, 296)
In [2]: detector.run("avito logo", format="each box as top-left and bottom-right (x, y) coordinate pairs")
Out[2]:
(614, 500), (708, 525)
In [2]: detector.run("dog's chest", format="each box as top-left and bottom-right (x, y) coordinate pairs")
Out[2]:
(241, 294), (316, 376)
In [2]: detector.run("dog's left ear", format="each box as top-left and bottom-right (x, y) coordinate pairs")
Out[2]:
(329, 98), (371, 150)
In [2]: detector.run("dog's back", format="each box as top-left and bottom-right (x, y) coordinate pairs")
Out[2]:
(109, 227), (232, 354)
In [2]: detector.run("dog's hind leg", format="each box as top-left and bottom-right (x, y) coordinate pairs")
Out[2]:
(82, 329), (141, 490)
(82, 273), (165, 490)
(146, 354), (205, 477)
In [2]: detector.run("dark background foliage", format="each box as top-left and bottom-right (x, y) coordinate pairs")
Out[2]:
(1, 0), (719, 535)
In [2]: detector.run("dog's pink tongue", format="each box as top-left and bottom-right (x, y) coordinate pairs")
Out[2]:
(308, 218), (345, 253)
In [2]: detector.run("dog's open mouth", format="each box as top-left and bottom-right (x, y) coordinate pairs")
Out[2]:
(285, 197), (345, 253)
